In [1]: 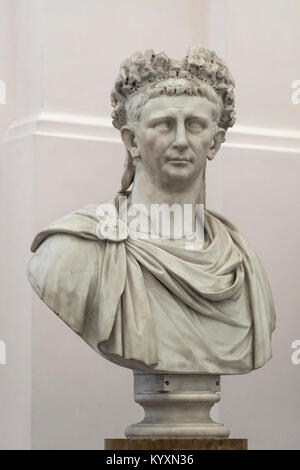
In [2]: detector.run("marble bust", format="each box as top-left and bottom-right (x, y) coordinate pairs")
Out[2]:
(28, 47), (276, 380)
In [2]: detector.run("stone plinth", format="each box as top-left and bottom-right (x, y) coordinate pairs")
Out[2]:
(125, 373), (230, 439)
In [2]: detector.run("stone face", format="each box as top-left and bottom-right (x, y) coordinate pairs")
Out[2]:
(27, 46), (276, 376)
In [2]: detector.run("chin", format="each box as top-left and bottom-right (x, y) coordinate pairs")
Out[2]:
(163, 166), (197, 186)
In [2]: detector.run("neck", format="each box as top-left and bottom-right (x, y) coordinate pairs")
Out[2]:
(125, 166), (206, 240)
(129, 166), (206, 207)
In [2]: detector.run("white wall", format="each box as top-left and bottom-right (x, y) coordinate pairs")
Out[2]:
(227, 0), (300, 131)
(0, 0), (33, 451)
(208, 0), (300, 450)
(0, 0), (299, 450)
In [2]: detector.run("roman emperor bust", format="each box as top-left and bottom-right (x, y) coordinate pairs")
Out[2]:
(28, 46), (276, 376)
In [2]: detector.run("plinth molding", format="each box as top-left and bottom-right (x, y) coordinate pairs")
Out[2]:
(4, 111), (300, 154)
(125, 373), (230, 440)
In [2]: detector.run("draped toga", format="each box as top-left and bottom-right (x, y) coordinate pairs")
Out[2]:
(28, 195), (276, 374)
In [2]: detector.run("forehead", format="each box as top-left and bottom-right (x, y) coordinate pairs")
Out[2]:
(139, 95), (218, 122)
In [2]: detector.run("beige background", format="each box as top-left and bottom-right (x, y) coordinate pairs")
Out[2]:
(0, 0), (299, 450)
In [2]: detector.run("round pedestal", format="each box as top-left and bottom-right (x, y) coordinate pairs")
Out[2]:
(125, 373), (230, 439)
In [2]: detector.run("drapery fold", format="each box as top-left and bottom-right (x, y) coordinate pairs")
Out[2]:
(29, 197), (276, 372)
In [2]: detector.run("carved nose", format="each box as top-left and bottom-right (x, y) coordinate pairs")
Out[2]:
(173, 124), (188, 150)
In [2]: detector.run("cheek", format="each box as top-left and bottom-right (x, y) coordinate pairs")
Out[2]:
(190, 132), (213, 155)
(140, 131), (170, 155)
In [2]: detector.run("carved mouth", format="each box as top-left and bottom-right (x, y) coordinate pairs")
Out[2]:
(167, 158), (192, 164)
(166, 152), (193, 161)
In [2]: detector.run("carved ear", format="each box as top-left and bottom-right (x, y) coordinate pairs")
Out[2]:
(119, 149), (135, 193)
(121, 126), (140, 159)
(207, 128), (225, 161)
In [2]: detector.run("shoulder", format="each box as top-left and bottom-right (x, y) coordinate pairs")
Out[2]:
(28, 232), (104, 286)
(28, 233), (105, 333)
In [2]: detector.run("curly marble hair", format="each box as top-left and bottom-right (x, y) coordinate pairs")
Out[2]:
(111, 45), (236, 132)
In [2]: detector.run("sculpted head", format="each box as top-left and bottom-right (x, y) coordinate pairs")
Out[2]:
(111, 46), (236, 192)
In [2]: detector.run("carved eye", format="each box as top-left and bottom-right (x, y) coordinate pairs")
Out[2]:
(186, 119), (204, 132)
(154, 120), (172, 132)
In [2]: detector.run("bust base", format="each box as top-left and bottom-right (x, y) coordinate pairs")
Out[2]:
(104, 438), (248, 450)
(125, 373), (230, 439)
